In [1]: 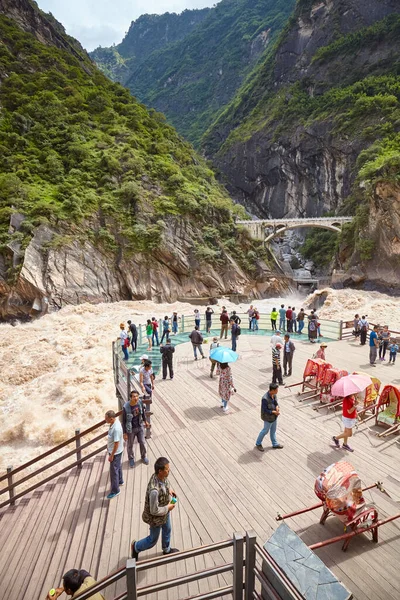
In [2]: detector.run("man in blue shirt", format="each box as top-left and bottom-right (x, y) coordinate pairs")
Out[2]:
(278, 305), (286, 332)
(369, 325), (379, 365)
(255, 383), (284, 451)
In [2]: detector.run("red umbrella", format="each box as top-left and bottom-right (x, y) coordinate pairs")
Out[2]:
(331, 374), (372, 397)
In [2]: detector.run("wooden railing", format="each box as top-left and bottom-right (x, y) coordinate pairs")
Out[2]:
(341, 321), (400, 341)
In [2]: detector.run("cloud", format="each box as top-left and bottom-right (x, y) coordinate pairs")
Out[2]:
(37, 0), (215, 50)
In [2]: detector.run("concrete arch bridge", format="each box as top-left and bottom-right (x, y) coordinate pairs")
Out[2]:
(237, 216), (353, 243)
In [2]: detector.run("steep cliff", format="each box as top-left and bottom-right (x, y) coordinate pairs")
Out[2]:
(0, 1), (285, 320)
(203, 0), (400, 219)
(91, 0), (296, 146)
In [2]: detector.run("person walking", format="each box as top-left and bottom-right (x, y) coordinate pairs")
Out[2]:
(160, 315), (170, 344)
(119, 323), (130, 361)
(270, 307), (278, 330)
(220, 309), (230, 339)
(247, 305), (254, 330)
(379, 325), (390, 361)
(171, 312), (179, 335)
(315, 342), (328, 360)
(209, 337), (219, 378)
(189, 326), (205, 360)
(369, 325), (379, 365)
(160, 338), (175, 379)
(218, 362), (236, 413)
(151, 317), (160, 347)
(146, 319), (153, 350)
(291, 307), (297, 333)
(105, 410), (124, 500)
(272, 343), (283, 385)
(270, 330), (283, 348)
(359, 315), (368, 346)
(389, 339), (399, 364)
(194, 309), (201, 329)
(131, 457), (179, 560)
(283, 334), (295, 377)
(127, 320), (138, 352)
(332, 394), (359, 452)
(123, 390), (149, 467)
(286, 306), (293, 333)
(45, 569), (105, 600)
(255, 383), (284, 451)
(297, 308), (305, 334)
(205, 306), (214, 333)
(140, 360), (155, 396)
(278, 304), (286, 332)
(231, 318), (240, 352)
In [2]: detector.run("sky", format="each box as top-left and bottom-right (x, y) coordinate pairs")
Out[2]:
(37, 0), (215, 51)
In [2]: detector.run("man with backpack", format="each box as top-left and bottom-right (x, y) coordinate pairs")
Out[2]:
(230, 318), (241, 352)
(123, 390), (149, 467)
(160, 338), (175, 379)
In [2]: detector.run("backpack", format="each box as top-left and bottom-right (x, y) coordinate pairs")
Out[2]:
(309, 321), (316, 332)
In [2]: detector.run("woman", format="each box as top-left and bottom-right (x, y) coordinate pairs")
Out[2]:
(270, 307), (278, 331)
(146, 319), (153, 350)
(119, 323), (129, 361)
(314, 342), (327, 360)
(194, 309), (201, 329)
(171, 312), (179, 335)
(353, 314), (360, 338)
(332, 394), (358, 452)
(205, 306), (214, 333)
(379, 325), (390, 361)
(160, 315), (170, 344)
(218, 362), (236, 413)
(308, 316), (318, 343)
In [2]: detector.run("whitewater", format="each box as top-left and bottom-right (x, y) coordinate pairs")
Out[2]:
(1, 287), (400, 471)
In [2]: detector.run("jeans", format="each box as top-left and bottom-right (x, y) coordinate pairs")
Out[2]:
(206, 320), (212, 333)
(127, 427), (146, 461)
(379, 341), (389, 359)
(195, 319), (201, 328)
(109, 451), (123, 494)
(271, 319), (276, 330)
(256, 419), (278, 447)
(193, 343), (204, 358)
(162, 357), (173, 378)
(389, 352), (397, 363)
(231, 335), (237, 351)
(152, 330), (159, 345)
(298, 321), (304, 334)
(292, 319), (297, 333)
(144, 383), (152, 397)
(279, 317), (285, 331)
(172, 321), (178, 334)
(160, 328), (169, 343)
(370, 346), (377, 364)
(286, 319), (292, 333)
(135, 513), (171, 554)
(122, 345), (129, 361)
(252, 317), (258, 331)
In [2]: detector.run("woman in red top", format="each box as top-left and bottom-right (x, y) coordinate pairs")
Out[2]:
(332, 394), (358, 452)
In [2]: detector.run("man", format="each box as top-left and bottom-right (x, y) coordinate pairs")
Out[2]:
(160, 316), (170, 344)
(297, 308), (306, 334)
(105, 410), (124, 500)
(230, 310), (241, 324)
(189, 325), (205, 360)
(246, 305), (254, 330)
(369, 325), (379, 366)
(140, 360), (155, 396)
(270, 330), (283, 348)
(272, 342), (283, 385)
(230, 318), (240, 352)
(255, 383), (284, 451)
(359, 315), (369, 346)
(160, 338), (175, 379)
(45, 569), (105, 600)
(131, 457), (179, 559)
(285, 306), (293, 333)
(220, 309), (230, 339)
(151, 317), (159, 346)
(205, 306), (214, 333)
(127, 320), (138, 352)
(291, 307), (297, 333)
(278, 304), (286, 331)
(283, 334), (295, 377)
(209, 336), (219, 378)
(123, 390), (149, 468)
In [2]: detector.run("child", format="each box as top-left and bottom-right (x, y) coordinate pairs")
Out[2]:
(332, 394), (358, 452)
(209, 336), (219, 378)
(389, 339), (399, 364)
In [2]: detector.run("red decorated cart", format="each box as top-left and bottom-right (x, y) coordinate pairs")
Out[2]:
(286, 358), (332, 400)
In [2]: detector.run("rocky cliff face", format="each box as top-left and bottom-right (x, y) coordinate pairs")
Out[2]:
(205, 0), (399, 218)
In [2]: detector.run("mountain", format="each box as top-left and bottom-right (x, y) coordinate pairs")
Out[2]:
(91, 0), (296, 146)
(0, 0), (284, 320)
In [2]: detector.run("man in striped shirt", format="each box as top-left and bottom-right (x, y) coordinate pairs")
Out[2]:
(272, 343), (283, 385)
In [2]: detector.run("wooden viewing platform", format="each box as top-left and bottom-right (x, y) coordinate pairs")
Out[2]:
(1, 334), (400, 600)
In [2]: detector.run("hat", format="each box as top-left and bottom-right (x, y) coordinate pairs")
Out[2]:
(276, 330), (281, 334)
(275, 343), (283, 349)
(213, 336), (218, 342)
(320, 343), (328, 347)
(140, 354), (149, 360)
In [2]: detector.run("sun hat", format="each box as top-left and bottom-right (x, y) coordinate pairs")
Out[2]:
(140, 354), (149, 360)
(320, 343), (328, 347)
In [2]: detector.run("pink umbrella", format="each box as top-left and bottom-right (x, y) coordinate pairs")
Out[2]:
(331, 374), (372, 397)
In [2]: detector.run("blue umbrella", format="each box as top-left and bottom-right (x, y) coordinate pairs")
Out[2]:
(209, 347), (239, 363)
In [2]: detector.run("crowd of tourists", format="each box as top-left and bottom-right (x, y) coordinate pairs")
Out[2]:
(352, 315), (398, 365)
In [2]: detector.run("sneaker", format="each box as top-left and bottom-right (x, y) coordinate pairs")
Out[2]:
(119, 481), (125, 486)
(210, 373), (213, 378)
(131, 541), (139, 560)
(332, 436), (340, 448)
(223, 406), (229, 412)
(143, 457), (149, 465)
(342, 443), (354, 452)
(202, 356), (206, 359)
(163, 547), (180, 555)
(272, 444), (284, 449)
(107, 491), (121, 500)
(255, 444), (264, 452)
(194, 357), (198, 361)
(129, 459), (135, 468)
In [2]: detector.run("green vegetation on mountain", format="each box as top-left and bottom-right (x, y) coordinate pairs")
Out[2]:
(0, 12), (269, 281)
(92, 0), (296, 146)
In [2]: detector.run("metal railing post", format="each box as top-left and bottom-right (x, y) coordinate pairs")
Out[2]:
(75, 430), (82, 469)
(7, 466), (15, 506)
(115, 343), (120, 386)
(181, 314), (185, 333)
(139, 325), (143, 346)
(127, 369), (131, 403)
(126, 558), (137, 600)
(233, 532), (244, 600)
(244, 531), (256, 600)
(339, 320), (343, 340)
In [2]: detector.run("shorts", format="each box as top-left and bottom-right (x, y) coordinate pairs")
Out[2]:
(342, 416), (357, 429)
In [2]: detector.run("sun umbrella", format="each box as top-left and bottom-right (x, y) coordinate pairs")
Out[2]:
(209, 347), (238, 363)
(331, 374), (372, 397)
